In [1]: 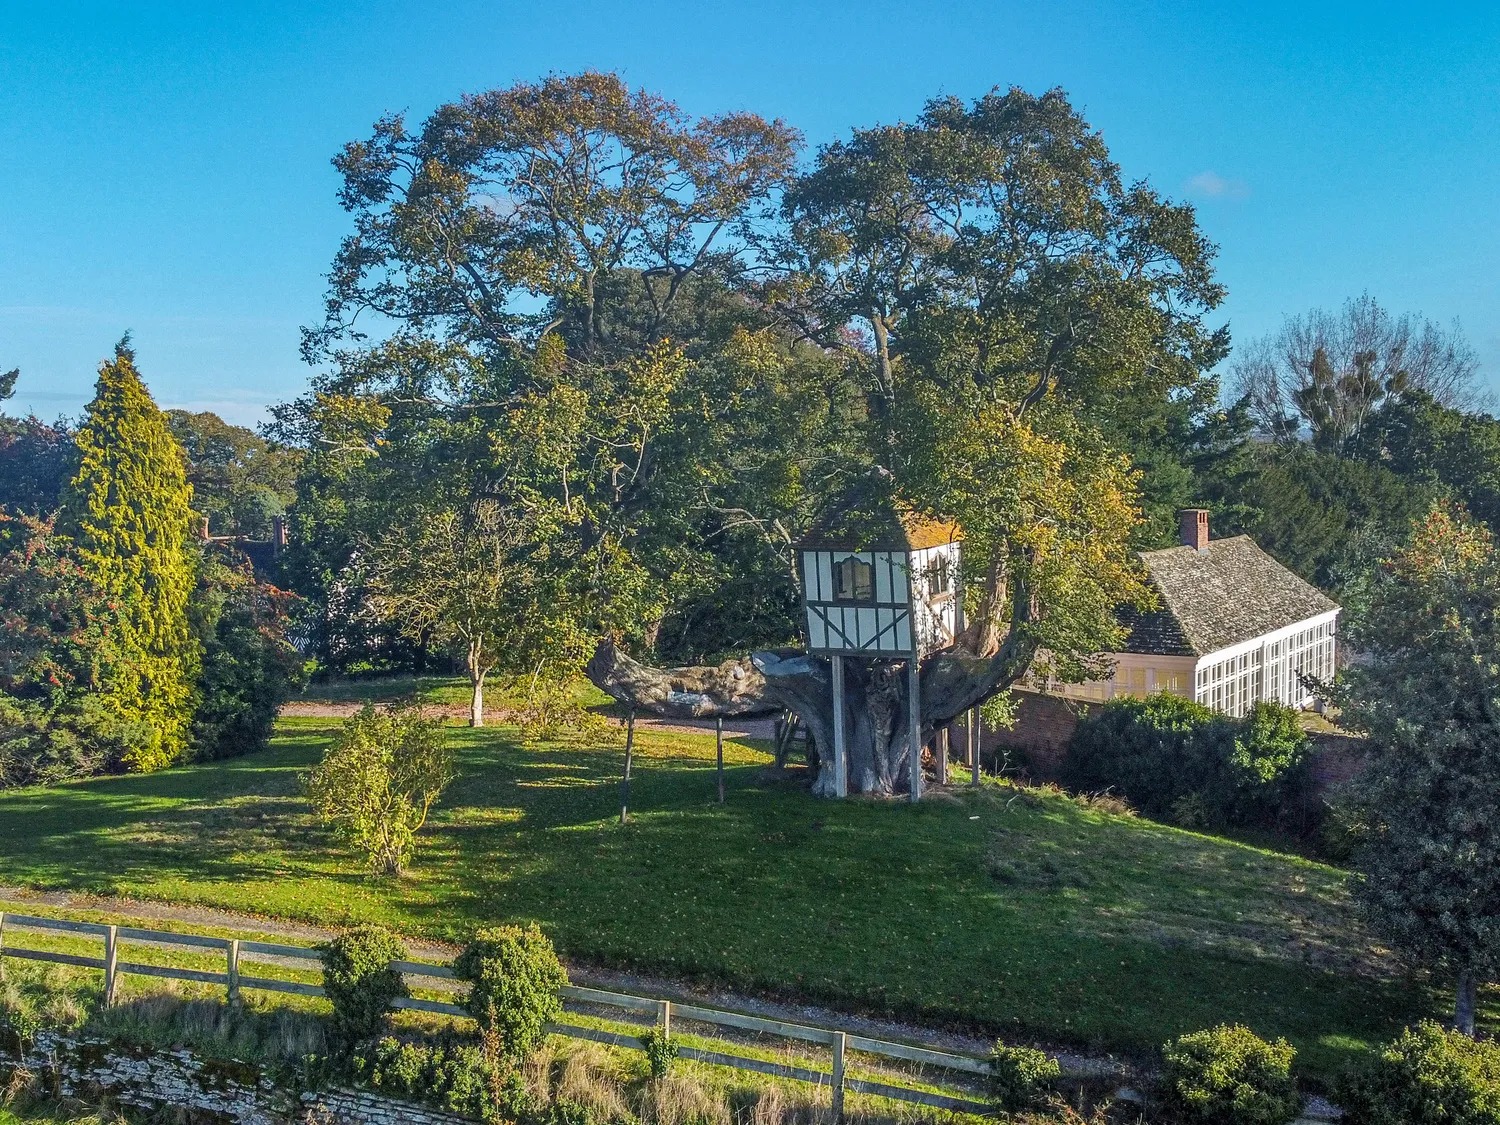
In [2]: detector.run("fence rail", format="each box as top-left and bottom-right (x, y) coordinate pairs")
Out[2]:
(0, 910), (995, 1118)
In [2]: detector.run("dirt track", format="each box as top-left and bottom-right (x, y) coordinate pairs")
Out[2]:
(279, 701), (777, 741)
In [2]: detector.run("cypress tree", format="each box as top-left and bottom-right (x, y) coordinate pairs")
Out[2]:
(59, 338), (198, 771)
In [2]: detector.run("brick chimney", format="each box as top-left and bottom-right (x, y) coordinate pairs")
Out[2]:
(1180, 508), (1210, 551)
(272, 514), (287, 554)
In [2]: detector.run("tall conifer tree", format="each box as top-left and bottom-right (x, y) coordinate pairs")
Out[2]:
(60, 338), (198, 771)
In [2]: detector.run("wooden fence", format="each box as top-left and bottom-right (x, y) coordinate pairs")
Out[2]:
(0, 911), (994, 1118)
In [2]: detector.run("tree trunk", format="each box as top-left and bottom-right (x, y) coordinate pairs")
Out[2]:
(468, 639), (487, 728)
(586, 571), (1037, 797)
(470, 673), (486, 728)
(1456, 970), (1478, 1036)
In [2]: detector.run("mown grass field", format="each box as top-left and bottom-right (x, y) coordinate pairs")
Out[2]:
(0, 685), (1469, 1078)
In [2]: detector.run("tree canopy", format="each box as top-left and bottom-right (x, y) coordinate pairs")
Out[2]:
(1336, 506), (1500, 1032)
(273, 74), (1237, 792)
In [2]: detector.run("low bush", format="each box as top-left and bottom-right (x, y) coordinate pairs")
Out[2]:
(988, 1041), (1061, 1112)
(1062, 694), (1311, 831)
(639, 1027), (677, 1081)
(320, 925), (409, 1047)
(454, 924), (568, 1062)
(1334, 1021), (1500, 1125)
(1158, 1024), (1301, 1125)
(350, 1032), (534, 1121)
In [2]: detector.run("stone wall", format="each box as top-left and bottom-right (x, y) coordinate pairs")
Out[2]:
(6, 1031), (471, 1125)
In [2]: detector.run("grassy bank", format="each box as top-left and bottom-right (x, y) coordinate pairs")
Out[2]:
(0, 711), (1453, 1076)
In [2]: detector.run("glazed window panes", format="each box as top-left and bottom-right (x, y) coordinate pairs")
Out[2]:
(927, 557), (951, 596)
(834, 556), (875, 602)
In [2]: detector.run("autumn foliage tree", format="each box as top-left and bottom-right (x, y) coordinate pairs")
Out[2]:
(0, 513), (149, 784)
(592, 86), (1223, 792)
(59, 339), (199, 772)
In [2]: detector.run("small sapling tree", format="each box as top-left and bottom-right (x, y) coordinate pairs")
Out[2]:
(303, 704), (453, 875)
(1336, 505), (1500, 1034)
(364, 500), (549, 729)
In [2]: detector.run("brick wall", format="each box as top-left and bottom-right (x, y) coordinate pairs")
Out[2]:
(985, 688), (1087, 781)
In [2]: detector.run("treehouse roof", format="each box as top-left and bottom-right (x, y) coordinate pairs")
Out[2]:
(799, 489), (961, 552)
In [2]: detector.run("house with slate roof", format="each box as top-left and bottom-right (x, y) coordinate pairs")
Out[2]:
(1044, 509), (1339, 717)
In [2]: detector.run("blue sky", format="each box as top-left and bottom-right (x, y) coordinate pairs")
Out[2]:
(4, 1), (1499, 425)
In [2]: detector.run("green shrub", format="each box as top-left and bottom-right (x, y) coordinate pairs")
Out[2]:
(320, 925), (409, 1046)
(453, 924), (568, 1062)
(988, 1041), (1061, 1111)
(350, 1033), (535, 1121)
(189, 552), (306, 761)
(302, 703), (453, 875)
(1334, 1021), (1500, 1125)
(1159, 1024), (1301, 1125)
(640, 1026), (678, 1080)
(547, 1098), (601, 1125)
(1062, 695), (1310, 831)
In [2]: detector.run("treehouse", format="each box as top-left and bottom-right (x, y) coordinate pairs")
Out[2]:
(797, 497), (963, 799)
(798, 514), (963, 657)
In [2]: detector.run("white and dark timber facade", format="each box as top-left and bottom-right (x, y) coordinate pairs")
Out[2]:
(799, 535), (961, 657)
(1045, 509), (1339, 717)
(797, 501), (963, 800)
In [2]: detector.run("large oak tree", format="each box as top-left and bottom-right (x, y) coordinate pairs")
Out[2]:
(289, 76), (1226, 794)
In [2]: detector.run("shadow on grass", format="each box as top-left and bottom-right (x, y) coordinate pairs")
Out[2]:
(0, 719), (1456, 1075)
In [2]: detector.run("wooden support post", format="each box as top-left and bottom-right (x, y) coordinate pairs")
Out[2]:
(227, 939), (241, 1006)
(657, 999), (672, 1037)
(974, 710), (984, 784)
(907, 656), (922, 803)
(970, 708), (980, 787)
(936, 726), (949, 786)
(715, 716), (725, 805)
(831, 1030), (847, 1123)
(0, 911), (6, 958)
(831, 655), (848, 798)
(104, 924), (119, 1006)
(621, 711), (635, 825)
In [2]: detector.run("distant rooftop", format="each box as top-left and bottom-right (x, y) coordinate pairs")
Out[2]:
(1119, 535), (1338, 657)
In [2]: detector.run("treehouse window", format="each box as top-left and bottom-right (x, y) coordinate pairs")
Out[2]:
(834, 556), (875, 602)
(927, 557), (951, 596)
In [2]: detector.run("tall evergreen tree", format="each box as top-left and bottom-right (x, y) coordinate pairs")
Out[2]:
(59, 338), (198, 771)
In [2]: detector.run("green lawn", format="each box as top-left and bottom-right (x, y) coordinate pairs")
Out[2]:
(0, 713), (1454, 1077)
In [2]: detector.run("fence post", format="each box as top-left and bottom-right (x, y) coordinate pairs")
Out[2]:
(227, 939), (241, 1006)
(104, 925), (119, 1006)
(831, 1031), (846, 1123)
(0, 910), (6, 958)
(657, 999), (671, 1037)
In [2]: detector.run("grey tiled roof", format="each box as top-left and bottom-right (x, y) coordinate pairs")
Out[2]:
(1120, 536), (1339, 658)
